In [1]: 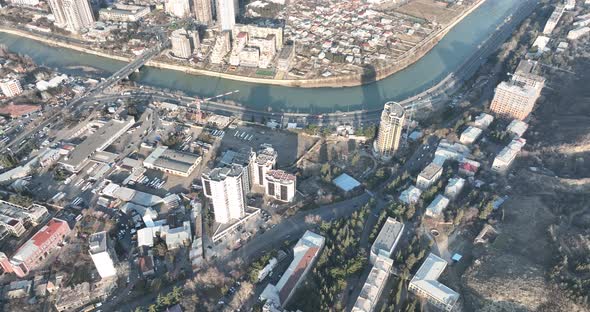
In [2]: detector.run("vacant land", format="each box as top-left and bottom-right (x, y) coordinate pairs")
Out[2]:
(395, 0), (465, 24)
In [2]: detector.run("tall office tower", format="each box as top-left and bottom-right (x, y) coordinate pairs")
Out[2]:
(50, 0), (95, 33)
(374, 101), (405, 158)
(165, 0), (191, 18)
(252, 144), (277, 187)
(47, 0), (67, 27)
(88, 231), (118, 279)
(216, 0), (236, 31)
(170, 29), (193, 58)
(193, 0), (213, 25)
(201, 165), (246, 224)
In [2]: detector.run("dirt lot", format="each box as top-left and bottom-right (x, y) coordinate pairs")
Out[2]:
(395, 0), (465, 24)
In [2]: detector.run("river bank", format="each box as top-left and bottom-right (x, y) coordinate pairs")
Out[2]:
(0, 0), (485, 89)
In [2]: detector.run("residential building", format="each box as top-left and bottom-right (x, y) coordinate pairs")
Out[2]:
(98, 4), (150, 22)
(4, 280), (33, 299)
(192, 0), (213, 24)
(417, 162), (443, 190)
(435, 139), (471, 162)
(252, 144), (277, 187)
(444, 177), (465, 200)
(489, 81), (540, 121)
(459, 126), (482, 145)
(459, 159), (480, 177)
(0, 218), (70, 278)
(512, 59), (545, 90)
(399, 185), (422, 205)
(0, 78), (23, 98)
(217, 0), (236, 31)
(59, 117), (135, 172)
(492, 138), (526, 173)
(239, 47), (260, 67)
(567, 27), (590, 40)
(374, 102), (405, 158)
(54, 280), (116, 312)
(425, 195), (450, 218)
(506, 119), (528, 138)
(9, 0), (39, 6)
(369, 217), (404, 264)
(165, 0), (191, 18)
(543, 4), (565, 35)
(50, 0), (95, 33)
(473, 113), (494, 129)
(165, 221), (192, 249)
(233, 24), (284, 50)
(201, 165), (246, 224)
(143, 146), (201, 177)
(260, 231), (325, 309)
(0, 200), (47, 237)
(277, 45), (295, 71)
(88, 231), (117, 279)
(219, 147), (256, 194)
(265, 169), (296, 202)
(352, 256), (393, 312)
(409, 253), (459, 312)
(170, 29), (194, 59)
(565, 0), (575, 10)
(210, 32), (231, 64)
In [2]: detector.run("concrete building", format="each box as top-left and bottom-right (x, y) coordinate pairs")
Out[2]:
(143, 146), (201, 177)
(492, 138), (526, 173)
(170, 28), (197, 59)
(265, 169), (296, 202)
(217, 0), (236, 31)
(417, 162), (443, 190)
(506, 119), (528, 138)
(374, 102), (405, 158)
(201, 165), (246, 224)
(369, 217), (404, 264)
(88, 231), (117, 279)
(408, 253), (459, 312)
(219, 147), (256, 194)
(49, 0), (95, 33)
(277, 45), (295, 71)
(260, 231), (325, 309)
(233, 24), (284, 50)
(0, 218), (70, 278)
(490, 81), (541, 121)
(252, 144), (277, 188)
(98, 4), (150, 22)
(193, 0), (213, 24)
(565, 0), (575, 10)
(543, 4), (565, 35)
(425, 195), (450, 218)
(59, 117), (134, 172)
(444, 177), (465, 200)
(0, 78), (23, 98)
(54, 279), (116, 312)
(567, 26), (590, 40)
(512, 59), (546, 90)
(165, 0), (191, 18)
(210, 32), (231, 64)
(473, 113), (494, 130)
(459, 159), (480, 177)
(9, 0), (39, 6)
(165, 221), (192, 249)
(459, 126), (482, 145)
(399, 185), (422, 205)
(0, 200), (47, 238)
(352, 256), (393, 312)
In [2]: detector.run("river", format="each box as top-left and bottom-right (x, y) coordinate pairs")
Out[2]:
(0, 0), (521, 113)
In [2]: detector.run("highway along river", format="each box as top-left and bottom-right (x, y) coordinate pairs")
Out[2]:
(0, 0), (522, 113)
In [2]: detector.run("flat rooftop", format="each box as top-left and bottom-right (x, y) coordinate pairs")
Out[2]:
(88, 231), (108, 254)
(410, 253), (459, 308)
(383, 101), (404, 118)
(372, 217), (404, 256)
(144, 146), (201, 174)
(203, 164), (244, 181)
(419, 162), (443, 180)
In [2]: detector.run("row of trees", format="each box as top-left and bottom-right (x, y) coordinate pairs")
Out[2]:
(134, 286), (183, 312)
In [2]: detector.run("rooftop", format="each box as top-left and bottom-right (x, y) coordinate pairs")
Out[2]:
(202, 164), (244, 181)
(419, 162), (443, 181)
(410, 253), (459, 308)
(144, 146), (201, 174)
(333, 173), (361, 192)
(371, 217), (404, 257)
(383, 101), (404, 118)
(266, 169), (296, 183)
(255, 145), (277, 166)
(88, 231), (108, 254)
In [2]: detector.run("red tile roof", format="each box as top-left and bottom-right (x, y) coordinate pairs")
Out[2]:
(32, 219), (68, 247)
(279, 247), (319, 304)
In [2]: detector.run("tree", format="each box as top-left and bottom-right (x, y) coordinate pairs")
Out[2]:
(230, 282), (254, 308)
(479, 201), (495, 220)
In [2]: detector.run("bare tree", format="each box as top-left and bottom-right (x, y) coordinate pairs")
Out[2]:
(228, 282), (254, 309)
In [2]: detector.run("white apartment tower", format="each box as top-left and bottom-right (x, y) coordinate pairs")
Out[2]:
(201, 165), (246, 224)
(0, 79), (23, 98)
(375, 101), (405, 158)
(48, 0), (95, 32)
(252, 144), (277, 188)
(88, 231), (118, 279)
(170, 29), (193, 59)
(265, 169), (296, 202)
(48, 0), (68, 27)
(217, 0), (236, 31)
(165, 0), (191, 18)
(193, 0), (213, 25)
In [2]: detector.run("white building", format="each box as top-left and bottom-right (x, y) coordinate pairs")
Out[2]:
(352, 256), (393, 312)
(369, 217), (404, 264)
(399, 185), (422, 205)
(260, 231), (325, 309)
(265, 169), (296, 202)
(565, 0), (576, 10)
(143, 146), (201, 177)
(374, 102), (405, 158)
(459, 126), (482, 145)
(417, 162), (443, 190)
(170, 28), (200, 59)
(201, 165), (246, 224)
(98, 4), (151, 22)
(88, 232), (117, 279)
(217, 0), (236, 31)
(408, 253), (459, 312)
(543, 4), (565, 35)
(567, 27), (590, 40)
(0, 78), (23, 98)
(506, 119), (528, 138)
(425, 195), (450, 218)
(49, 0), (95, 33)
(165, 0), (191, 18)
(252, 144), (277, 188)
(8, 0), (39, 6)
(473, 113), (494, 130)
(444, 177), (465, 200)
(492, 138), (526, 173)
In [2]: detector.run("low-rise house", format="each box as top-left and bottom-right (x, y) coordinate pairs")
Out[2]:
(492, 138), (526, 173)
(444, 177), (465, 200)
(425, 195), (450, 218)
(506, 120), (528, 138)
(473, 113), (494, 129)
(459, 159), (480, 177)
(399, 186), (422, 205)
(459, 126), (482, 145)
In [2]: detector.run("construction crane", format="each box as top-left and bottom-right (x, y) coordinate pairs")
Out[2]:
(191, 90), (240, 113)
